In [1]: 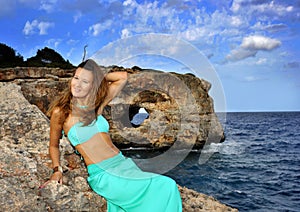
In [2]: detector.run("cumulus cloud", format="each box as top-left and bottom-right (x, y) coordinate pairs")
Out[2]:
(38, 21), (54, 34)
(241, 35), (281, 51)
(123, 0), (136, 7)
(226, 48), (257, 62)
(231, 0), (294, 17)
(46, 38), (61, 48)
(89, 20), (113, 36)
(251, 22), (288, 33)
(179, 27), (208, 42)
(16, 0), (296, 66)
(39, 0), (58, 13)
(226, 35), (281, 62)
(23, 19), (54, 35)
(121, 28), (132, 39)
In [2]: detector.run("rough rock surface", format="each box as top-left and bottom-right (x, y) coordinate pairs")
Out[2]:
(0, 66), (225, 150)
(0, 82), (237, 211)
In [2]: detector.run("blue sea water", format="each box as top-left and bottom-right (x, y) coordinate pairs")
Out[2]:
(167, 112), (300, 211)
(126, 112), (300, 211)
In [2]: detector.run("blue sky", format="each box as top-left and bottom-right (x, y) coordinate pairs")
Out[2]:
(0, 0), (299, 112)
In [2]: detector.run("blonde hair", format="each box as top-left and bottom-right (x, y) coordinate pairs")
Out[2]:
(47, 59), (108, 125)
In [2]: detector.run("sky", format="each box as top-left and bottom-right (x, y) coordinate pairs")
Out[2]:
(0, 0), (299, 112)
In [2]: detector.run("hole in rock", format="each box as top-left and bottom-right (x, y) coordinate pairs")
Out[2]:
(129, 105), (149, 128)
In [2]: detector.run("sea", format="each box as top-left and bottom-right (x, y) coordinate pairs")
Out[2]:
(126, 112), (300, 212)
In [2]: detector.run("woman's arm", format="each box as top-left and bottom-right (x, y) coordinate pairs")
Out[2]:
(101, 71), (128, 108)
(48, 107), (64, 184)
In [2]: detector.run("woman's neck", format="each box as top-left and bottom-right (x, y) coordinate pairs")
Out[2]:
(74, 98), (88, 109)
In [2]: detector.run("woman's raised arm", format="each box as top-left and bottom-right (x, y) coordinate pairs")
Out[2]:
(101, 71), (128, 107)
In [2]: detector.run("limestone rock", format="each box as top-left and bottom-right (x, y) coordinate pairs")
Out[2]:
(0, 82), (106, 211)
(106, 68), (225, 149)
(180, 186), (238, 212)
(0, 82), (237, 211)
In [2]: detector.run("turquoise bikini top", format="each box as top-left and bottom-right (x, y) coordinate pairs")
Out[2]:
(66, 115), (109, 147)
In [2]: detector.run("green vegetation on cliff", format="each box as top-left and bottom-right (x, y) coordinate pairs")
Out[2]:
(0, 43), (24, 68)
(0, 43), (74, 69)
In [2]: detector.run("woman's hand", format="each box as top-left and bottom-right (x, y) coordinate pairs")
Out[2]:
(39, 171), (63, 189)
(49, 171), (63, 184)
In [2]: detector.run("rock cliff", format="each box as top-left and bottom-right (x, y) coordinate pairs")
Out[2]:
(0, 66), (225, 150)
(0, 82), (237, 211)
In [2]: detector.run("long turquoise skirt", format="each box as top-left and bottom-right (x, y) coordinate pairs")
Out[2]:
(87, 152), (182, 212)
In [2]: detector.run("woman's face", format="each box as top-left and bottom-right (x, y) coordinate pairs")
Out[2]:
(71, 67), (94, 99)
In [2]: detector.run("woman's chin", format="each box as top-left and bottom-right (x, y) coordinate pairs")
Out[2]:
(72, 93), (84, 98)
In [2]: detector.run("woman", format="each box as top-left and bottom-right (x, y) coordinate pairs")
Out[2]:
(45, 59), (182, 212)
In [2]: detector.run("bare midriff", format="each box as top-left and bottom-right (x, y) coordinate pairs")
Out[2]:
(74, 132), (120, 166)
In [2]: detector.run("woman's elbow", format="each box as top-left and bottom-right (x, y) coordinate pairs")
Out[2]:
(121, 71), (128, 80)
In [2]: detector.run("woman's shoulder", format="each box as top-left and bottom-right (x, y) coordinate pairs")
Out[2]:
(51, 106), (64, 116)
(50, 107), (67, 124)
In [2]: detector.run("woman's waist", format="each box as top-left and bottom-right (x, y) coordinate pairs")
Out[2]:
(74, 133), (120, 165)
(87, 151), (125, 175)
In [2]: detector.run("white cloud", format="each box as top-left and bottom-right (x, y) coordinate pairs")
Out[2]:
(179, 27), (209, 41)
(123, 0), (136, 7)
(256, 58), (267, 65)
(244, 76), (261, 82)
(121, 28), (132, 39)
(280, 51), (290, 57)
(23, 20), (37, 35)
(210, 10), (246, 29)
(39, 0), (58, 13)
(38, 21), (54, 35)
(73, 11), (82, 23)
(241, 35), (281, 51)
(251, 22), (287, 33)
(67, 47), (75, 58)
(89, 20), (113, 36)
(230, 16), (243, 27)
(24, 0), (294, 67)
(46, 38), (61, 48)
(226, 48), (257, 62)
(255, 1), (294, 16)
(67, 39), (79, 45)
(23, 19), (54, 35)
(231, 0), (295, 20)
(225, 35), (281, 62)
(230, 0), (241, 13)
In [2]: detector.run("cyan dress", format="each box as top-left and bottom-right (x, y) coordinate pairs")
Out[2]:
(66, 115), (182, 212)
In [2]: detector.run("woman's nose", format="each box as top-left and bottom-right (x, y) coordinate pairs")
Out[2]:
(74, 81), (82, 88)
